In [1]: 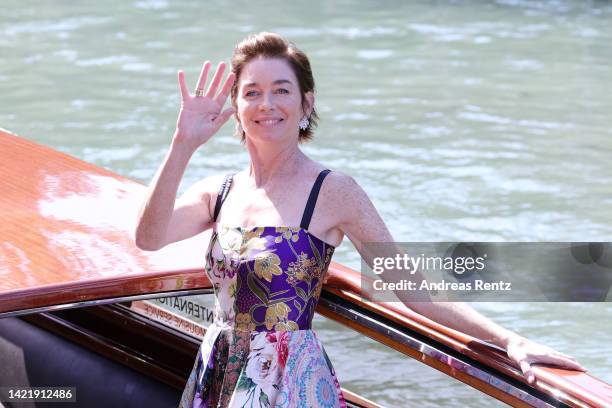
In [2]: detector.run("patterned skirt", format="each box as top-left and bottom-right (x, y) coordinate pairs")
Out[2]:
(179, 323), (347, 408)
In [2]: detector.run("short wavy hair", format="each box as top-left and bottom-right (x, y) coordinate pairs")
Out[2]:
(230, 32), (318, 143)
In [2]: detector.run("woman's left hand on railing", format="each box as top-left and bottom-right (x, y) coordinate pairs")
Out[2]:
(506, 336), (587, 384)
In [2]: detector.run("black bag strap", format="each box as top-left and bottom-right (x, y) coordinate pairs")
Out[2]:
(213, 174), (234, 222)
(300, 169), (331, 230)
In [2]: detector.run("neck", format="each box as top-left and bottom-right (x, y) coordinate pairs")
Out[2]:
(245, 137), (306, 187)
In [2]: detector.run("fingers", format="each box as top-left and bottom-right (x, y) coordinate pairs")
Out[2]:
(178, 61), (232, 102)
(206, 61), (226, 98)
(542, 355), (588, 371)
(177, 70), (189, 101)
(564, 360), (588, 372)
(518, 355), (587, 386)
(215, 72), (235, 106)
(195, 61), (212, 93)
(212, 106), (236, 129)
(519, 360), (536, 384)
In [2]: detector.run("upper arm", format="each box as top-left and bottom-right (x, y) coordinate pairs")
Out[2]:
(162, 174), (224, 247)
(330, 174), (429, 302)
(333, 173), (394, 254)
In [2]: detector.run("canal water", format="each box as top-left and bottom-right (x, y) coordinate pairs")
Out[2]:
(2, 1), (610, 406)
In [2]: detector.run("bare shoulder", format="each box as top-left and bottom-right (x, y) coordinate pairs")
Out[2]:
(195, 173), (228, 195)
(320, 169), (392, 246)
(176, 173), (228, 217)
(153, 173), (231, 248)
(313, 168), (377, 233)
(180, 173), (226, 199)
(324, 170), (362, 191)
(320, 170), (371, 209)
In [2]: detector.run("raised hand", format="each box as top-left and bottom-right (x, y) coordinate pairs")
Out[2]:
(174, 61), (236, 150)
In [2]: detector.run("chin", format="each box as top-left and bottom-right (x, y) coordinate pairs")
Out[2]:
(247, 129), (291, 144)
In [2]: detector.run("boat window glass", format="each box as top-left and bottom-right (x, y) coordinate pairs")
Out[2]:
(129, 294), (215, 339)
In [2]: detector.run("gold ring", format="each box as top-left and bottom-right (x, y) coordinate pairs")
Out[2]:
(195, 89), (204, 97)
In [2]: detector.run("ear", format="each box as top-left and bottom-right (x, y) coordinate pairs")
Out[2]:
(303, 91), (315, 117)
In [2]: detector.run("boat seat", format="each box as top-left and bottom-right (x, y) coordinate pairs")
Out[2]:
(0, 317), (182, 408)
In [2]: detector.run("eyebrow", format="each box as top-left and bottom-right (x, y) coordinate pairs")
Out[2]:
(243, 79), (293, 88)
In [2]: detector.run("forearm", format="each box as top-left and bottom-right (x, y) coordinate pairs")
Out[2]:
(402, 296), (521, 349)
(134, 137), (195, 250)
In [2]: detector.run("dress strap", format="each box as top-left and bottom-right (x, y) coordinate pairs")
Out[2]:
(213, 174), (234, 222)
(300, 169), (331, 230)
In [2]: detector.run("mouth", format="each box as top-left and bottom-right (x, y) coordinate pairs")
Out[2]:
(254, 118), (283, 127)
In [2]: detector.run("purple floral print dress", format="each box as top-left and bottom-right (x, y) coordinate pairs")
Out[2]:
(179, 170), (347, 408)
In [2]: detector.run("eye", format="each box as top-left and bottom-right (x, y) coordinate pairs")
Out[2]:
(275, 88), (289, 94)
(245, 90), (259, 97)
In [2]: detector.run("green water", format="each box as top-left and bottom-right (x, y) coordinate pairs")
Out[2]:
(2, 1), (611, 406)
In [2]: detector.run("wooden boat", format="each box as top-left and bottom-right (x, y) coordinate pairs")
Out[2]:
(1, 128), (611, 408)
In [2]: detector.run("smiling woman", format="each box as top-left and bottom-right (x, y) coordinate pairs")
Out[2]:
(135, 32), (351, 407)
(133, 32), (586, 408)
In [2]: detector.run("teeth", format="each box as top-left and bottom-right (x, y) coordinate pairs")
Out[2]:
(258, 119), (281, 126)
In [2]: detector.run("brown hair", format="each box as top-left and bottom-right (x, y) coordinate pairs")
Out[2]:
(230, 32), (318, 143)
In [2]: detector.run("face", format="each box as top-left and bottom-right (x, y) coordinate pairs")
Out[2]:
(235, 57), (313, 143)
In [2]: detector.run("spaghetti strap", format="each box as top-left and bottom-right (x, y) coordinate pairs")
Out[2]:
(300, 169), (331, 230)
(212, 174), (234, 222)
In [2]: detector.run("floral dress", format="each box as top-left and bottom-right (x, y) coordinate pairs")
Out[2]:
(179, 171), (347, 408)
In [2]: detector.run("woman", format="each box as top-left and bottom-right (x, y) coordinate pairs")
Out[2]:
(135, 32), (585, 407)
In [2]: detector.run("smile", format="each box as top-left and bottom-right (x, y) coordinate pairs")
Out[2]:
(255, 118), (283, 127)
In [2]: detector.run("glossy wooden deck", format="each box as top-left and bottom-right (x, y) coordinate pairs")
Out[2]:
(0, 129), (211, 314)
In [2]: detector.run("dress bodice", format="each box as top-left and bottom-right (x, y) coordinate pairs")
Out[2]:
(203, 169), (334, 333)
(205, 223), (335, 331)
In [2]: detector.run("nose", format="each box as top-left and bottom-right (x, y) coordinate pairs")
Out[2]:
(258, 91), (274, 111)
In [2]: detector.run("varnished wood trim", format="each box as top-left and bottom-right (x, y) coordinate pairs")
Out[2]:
(317, 290), (572, 408)
(323, 263), (612, 408)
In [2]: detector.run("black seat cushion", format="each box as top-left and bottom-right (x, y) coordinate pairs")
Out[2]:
(0, 317), (182, 408)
